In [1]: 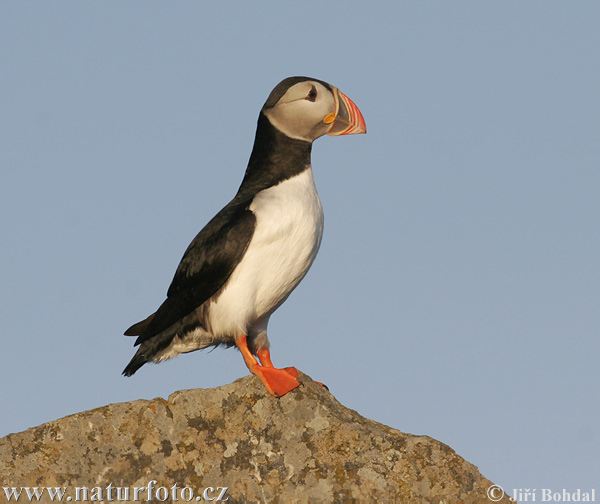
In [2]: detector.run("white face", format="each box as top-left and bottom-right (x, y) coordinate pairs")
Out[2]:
(263, 81), (336, 142)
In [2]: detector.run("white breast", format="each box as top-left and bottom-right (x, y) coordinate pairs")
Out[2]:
(207, 167), (324, 341)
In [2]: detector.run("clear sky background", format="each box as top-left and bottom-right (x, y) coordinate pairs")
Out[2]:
(2, 1), (598, 495)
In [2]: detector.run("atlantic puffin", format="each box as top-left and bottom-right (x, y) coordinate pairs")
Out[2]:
(123, 76), (366, 397)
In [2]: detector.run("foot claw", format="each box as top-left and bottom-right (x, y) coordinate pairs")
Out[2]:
(316, 381), (330, 391)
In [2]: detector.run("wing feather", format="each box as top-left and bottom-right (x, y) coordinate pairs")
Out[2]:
(128, 201), (256, 346)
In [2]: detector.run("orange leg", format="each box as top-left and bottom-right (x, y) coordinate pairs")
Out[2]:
(236, 335), (300, 397)
(257, 348), (299, 379)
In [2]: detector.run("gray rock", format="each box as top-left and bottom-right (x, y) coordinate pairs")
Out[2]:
(0, 373), (512, 503)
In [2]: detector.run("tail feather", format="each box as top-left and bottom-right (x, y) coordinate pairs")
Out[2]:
(124, 312), (156, 336)
(122, 353), (147, 377)
(122, 329), (176, 377)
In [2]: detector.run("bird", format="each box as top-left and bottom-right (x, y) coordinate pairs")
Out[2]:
(123, 76), (366, 397)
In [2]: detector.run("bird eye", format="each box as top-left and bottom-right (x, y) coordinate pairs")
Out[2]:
(305, 86), (318, 102)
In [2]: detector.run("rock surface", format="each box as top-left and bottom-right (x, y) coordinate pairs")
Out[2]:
(0, 372), (510, 503)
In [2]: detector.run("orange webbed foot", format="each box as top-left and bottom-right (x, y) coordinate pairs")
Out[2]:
(250, 365), (301, 398)
(283, 366), (299, 379)
(236, 336), (301, 398)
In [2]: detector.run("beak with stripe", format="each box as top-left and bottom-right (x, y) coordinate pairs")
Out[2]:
(325, 88), (367, 136)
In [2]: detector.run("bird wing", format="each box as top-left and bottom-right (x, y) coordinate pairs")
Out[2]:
(126, 200), (256, 346)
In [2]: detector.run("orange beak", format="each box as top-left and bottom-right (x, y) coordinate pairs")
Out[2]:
(326, 88), (367, 136)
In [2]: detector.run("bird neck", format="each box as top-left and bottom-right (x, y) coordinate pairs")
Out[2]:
(236, 114), (312, 202)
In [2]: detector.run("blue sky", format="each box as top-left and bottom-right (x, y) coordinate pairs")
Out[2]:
(2, 1), (599, 494)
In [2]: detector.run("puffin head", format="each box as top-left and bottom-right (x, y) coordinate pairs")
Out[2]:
(261, 76), (367, 143)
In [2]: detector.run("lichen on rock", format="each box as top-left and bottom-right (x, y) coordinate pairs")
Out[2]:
(0, 372), (511, 503)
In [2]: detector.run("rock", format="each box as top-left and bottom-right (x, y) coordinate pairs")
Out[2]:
(0, 372), (511, 503)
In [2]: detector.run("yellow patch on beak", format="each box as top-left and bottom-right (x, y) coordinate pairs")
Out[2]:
(323, 112), (336, 124)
